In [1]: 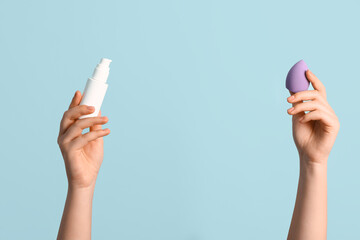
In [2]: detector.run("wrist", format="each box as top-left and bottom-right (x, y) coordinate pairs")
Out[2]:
(299, 156), (328, 180)
(68, 183), (96, 195)
(66, 172), (98, 192)
(299, 152), (329, 166)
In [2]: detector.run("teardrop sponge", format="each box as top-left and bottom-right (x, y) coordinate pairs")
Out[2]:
(286, 60), (309, 93)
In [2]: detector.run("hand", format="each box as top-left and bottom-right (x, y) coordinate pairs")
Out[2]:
(57, 90), (110, 189)
(287, 70), (339, 165)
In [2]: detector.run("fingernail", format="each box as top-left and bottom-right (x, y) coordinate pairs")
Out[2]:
(299, 116), (305, 122)
(87, 106), (94, 111)
(288, 95), (295, 101)
(288, 107), (294, 113)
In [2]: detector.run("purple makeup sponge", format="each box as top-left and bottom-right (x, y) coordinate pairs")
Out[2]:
(286, 60), (309, 93)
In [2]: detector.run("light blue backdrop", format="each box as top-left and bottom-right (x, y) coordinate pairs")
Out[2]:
(0, 0), (358, 239)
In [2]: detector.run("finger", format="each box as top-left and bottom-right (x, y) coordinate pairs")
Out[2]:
(306, 70), (326, 97)
(287, 90), (321, 104)
(288, 90), (302, 108)
(62, 116), (108, 143)
(288, 101), (320, 115)
(72, 128), (110, 149)
(68, 91), (82, 109)
(299, 110), (334, 127)
(90, 110), (103, 131)
(59, 105), (95, 135)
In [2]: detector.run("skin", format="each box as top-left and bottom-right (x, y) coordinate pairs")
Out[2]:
(287, 70), (340, 240)
(56, 71), (339, 239)
(57, 90), (110, 240)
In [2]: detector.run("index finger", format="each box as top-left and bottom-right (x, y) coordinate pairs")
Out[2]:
(288, 90), (301, 108)
(68, 90), (82, 109)
(59, 105), (95, 135)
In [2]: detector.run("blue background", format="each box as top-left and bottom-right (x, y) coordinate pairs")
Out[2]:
(0, 0), (359, 239)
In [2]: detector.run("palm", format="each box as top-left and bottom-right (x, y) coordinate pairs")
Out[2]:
(82, 137), (104, 163)
(64, 136), (103, 188)
(292, 115), (334, 163)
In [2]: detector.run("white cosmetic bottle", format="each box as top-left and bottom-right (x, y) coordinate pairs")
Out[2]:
(79, 58), (112, 119)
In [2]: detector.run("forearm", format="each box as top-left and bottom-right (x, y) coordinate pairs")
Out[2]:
(287, 157), (328, 240)
(57, 184), (95, 240)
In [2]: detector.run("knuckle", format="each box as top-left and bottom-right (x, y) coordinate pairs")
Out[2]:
(312, 90), (320, 99)
(63, 111), (69, 119)
(57, 136), (65, 147)
(97, 117), (105, 122)
(85, 133), (93, 141)
(312, 100), (320, 107)
(65, 143), (74, 152)
(310, 102), (320, 111)
(73, 119), (82, 128)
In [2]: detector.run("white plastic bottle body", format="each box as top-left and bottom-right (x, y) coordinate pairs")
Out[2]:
(78, 58), (111, 119)
(79, 78), (108, 118)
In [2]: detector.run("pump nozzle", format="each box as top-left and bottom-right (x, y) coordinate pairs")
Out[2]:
(100, 58), (112, 67)
(91, 58), (112, 83)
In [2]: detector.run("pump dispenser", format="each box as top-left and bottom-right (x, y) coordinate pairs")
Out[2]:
(79, 58), (112, 119)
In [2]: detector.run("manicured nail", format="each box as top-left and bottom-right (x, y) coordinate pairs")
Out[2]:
(288, 95), (295, 101)
(88, 106), (95, 111)
(288, 107), (294, 113)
